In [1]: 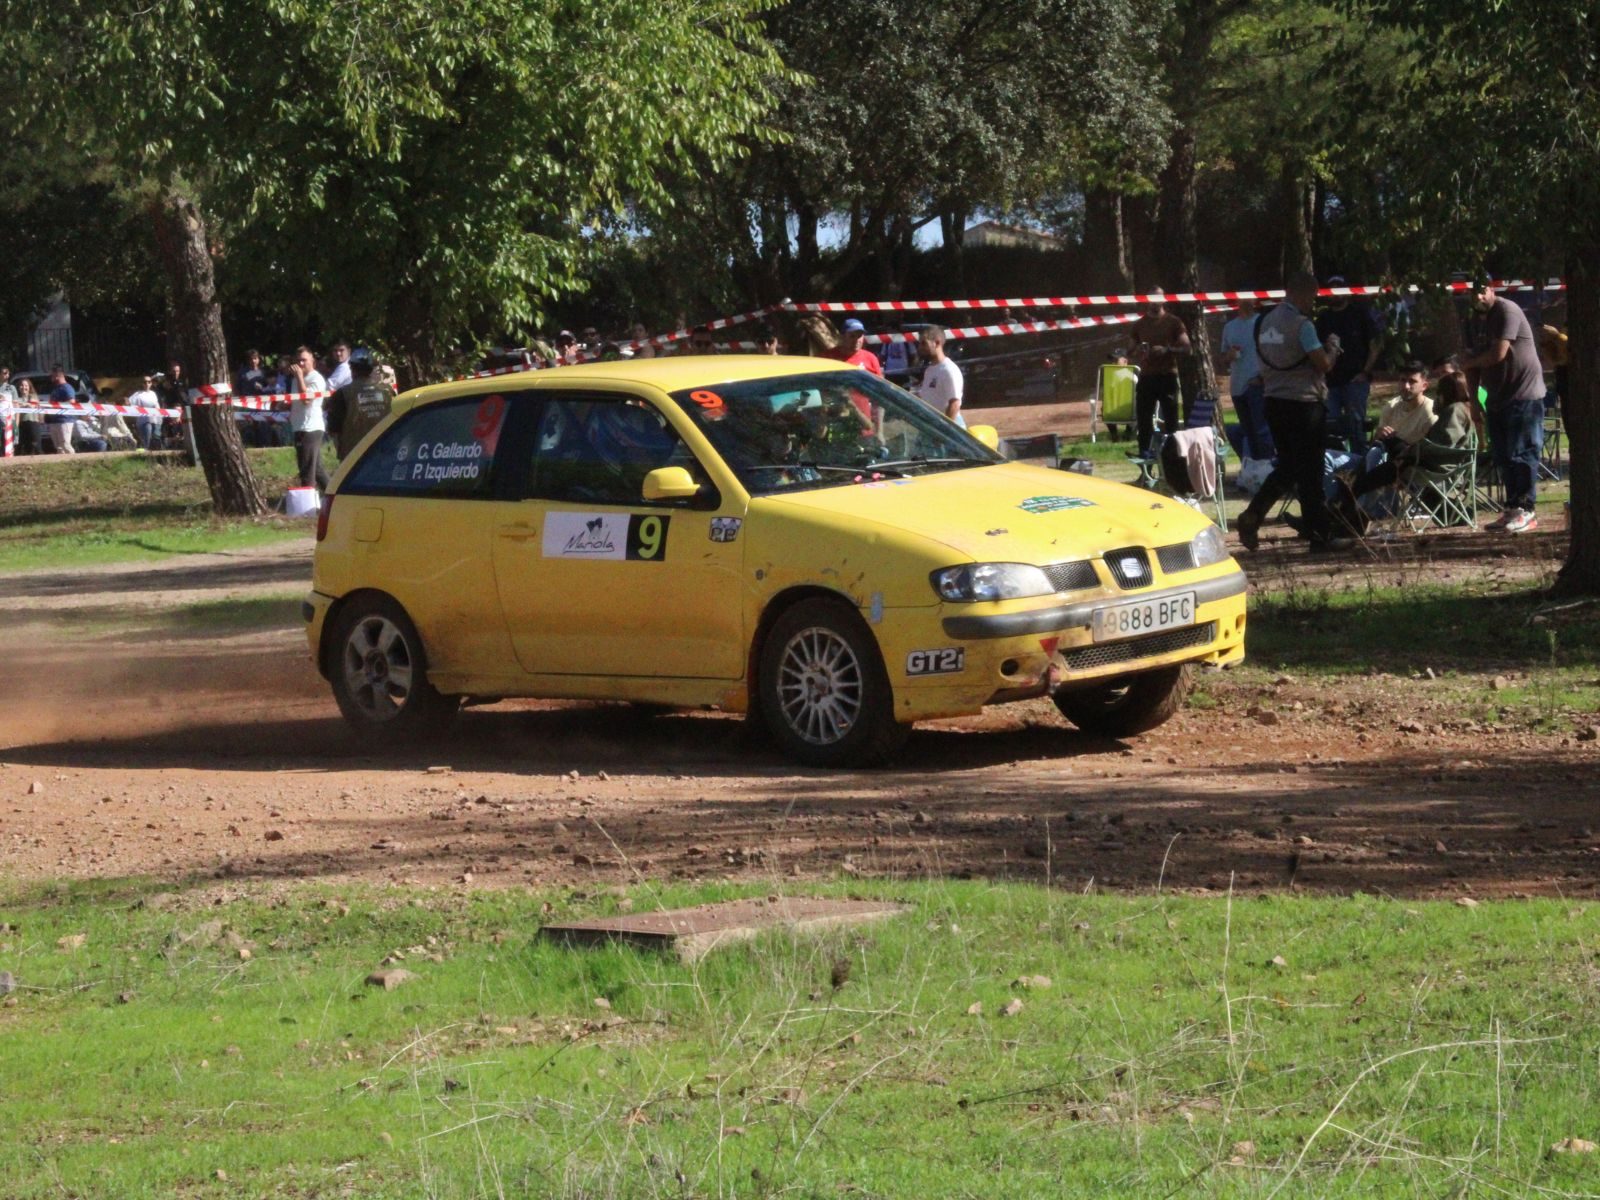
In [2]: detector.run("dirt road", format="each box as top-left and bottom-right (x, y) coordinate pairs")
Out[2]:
(2, 528), (1596, 900)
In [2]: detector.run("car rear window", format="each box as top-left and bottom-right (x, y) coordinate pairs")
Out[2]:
(339, 393), (511, 500)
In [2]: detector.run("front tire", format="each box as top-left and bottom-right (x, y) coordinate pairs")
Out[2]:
(758, 598), (907, 767)
(329, 595), (458, 739)
(1052, 663), (1193, 738)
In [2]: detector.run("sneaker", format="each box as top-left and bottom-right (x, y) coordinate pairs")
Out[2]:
(1236, 509), (1261, 552)
(1504, 509), (1539, 534)
(1484, 509), (1516, 531)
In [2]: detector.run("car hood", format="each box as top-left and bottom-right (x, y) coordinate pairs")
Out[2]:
(760, 461), (1211, 562)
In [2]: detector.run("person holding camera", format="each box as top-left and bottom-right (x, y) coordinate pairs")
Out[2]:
(1126, 298), (1190, 458)
(286, 345), (330, 490)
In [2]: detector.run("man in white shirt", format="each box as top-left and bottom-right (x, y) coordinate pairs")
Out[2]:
(325, 341), (353, 392)
(916, 326), (965, 427)
(126, 374), (162, 450)
(286, 345), (330, 490)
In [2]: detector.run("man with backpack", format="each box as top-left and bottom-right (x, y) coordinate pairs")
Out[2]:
(1234, 272), (1345, 553)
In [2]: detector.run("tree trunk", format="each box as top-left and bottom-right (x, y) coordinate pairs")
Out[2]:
(149, 189), (266, 517)
(940, 205), (969, 295)
(1082, 187), (1133, 293)
(1155, 125), (1218, 404)
(792, 198), (819, 296)
(1279, 166), (1314, 279)
(1556, 244), (1600, 595)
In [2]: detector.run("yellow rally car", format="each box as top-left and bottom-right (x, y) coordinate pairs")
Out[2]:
(305, 356), (1246, 766)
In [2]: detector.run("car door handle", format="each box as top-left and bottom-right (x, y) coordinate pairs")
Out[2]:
(497, 523), (538, 542)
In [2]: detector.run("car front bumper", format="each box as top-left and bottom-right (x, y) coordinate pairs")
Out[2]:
(883, 569), (1247, 722)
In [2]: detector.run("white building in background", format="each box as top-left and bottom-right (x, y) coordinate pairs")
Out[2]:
(962, 221), (1064, 252)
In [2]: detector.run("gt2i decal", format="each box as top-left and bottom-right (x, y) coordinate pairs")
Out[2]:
(709, 516), (743, 543)
(542, 512), (670, 560)
(1018, 495), (1096, 514)
(906, 647), (965, 676)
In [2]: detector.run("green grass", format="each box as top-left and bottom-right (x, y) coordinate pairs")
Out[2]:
(2, 878), (1598, 1198)
(0, 449), (317, 570)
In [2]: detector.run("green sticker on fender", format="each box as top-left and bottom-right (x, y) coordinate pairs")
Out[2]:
(1019, 495), (1096, 514)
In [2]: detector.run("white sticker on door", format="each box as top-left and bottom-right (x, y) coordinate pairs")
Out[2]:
(541, 512), (672, 561)
(543, 512), (625, 560)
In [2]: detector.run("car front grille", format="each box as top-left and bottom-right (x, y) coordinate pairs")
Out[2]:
(1102, 547), (1154, 590)
(1043, 559), (1099, 593)
(1065, 622), (1217, 671)
(1155, 542), (1196, 574)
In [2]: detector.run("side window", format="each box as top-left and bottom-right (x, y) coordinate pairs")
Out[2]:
(340, 393), (511, 499)
(529, 396), (694, 506)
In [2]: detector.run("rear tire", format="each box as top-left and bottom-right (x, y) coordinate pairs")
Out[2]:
(329, 595), (458, 740)
(758, 598), (907, 767)
(1052, 663), (1193, 737)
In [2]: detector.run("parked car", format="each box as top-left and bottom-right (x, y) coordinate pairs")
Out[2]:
(10, 369), (99, 404)
(304, 357), (1247, 766)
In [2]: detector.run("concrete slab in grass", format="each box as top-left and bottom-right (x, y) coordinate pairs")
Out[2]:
(539, 896), (908, 961)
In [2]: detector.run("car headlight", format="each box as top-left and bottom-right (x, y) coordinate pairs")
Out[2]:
(931, 563), (1055, 602)
(1191, 524), (1229, 568)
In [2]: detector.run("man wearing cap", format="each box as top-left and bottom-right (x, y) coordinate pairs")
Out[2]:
(555, 330), (580, 365)
(835, 319), (884, 376)
(1315, 276), (1384, 453)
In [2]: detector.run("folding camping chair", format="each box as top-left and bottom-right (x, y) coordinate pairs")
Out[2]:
(1540, 410), (1565, 481)
(1092, 362), (1138, 442)
(1351, 432), (1479, 539)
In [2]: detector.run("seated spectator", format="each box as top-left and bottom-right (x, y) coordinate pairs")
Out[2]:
(1333, 362), (1476, 531)
(1431, 355), (1485, 443)
(73, 414), (110, 453)
(1369, 363), (1436, 460)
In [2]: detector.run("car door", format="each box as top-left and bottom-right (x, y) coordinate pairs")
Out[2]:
(489, 388), (747, 679)
(331, 390), (521, 679)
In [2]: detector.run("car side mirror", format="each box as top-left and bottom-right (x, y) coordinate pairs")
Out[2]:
(642, 465), (700, 502)
(967, 424), (1001, 451)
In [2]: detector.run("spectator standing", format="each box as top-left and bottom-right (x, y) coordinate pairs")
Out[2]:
(237, 350), (267, 395)
(325, 342), (353, 392)
(1126, 299), (1189, 457)
(156, 361), (191, 455)
(14, 379), (43, 454)
(916, 326), (965, 427)
(754, 325), (780, 354)
(326, 350), (394, 459)
(1538, 323), (1568, 411)
(1218, 299), (1274, 461)
(126, 374), (162, 450)
(1461, 284), (1545, 533)
(835, 319), (884, 375)
(0, 367), (15, 455)
(1234, 271), (1344, 552)
(686, 325), (717, 355)
(1315, 276), (1384, 452)
(628, 323), (657, 359)
(286, 345), (330, 490)
(44, 366), (78, 454)
(554, 330), (580, 364)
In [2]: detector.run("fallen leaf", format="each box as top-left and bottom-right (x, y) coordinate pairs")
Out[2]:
(966, 1001), (983, 1016)
(1552, 1138), (1598, 1154)
(1001, 998), (1025, 1017)
(57, 933), (86, 952)
(1455, 896), (1480, 909)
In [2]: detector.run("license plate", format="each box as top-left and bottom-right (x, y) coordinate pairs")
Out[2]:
(1091, 592), (1196, 643)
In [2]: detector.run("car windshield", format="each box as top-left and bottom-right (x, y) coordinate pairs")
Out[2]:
(670, 370), (1000, 496)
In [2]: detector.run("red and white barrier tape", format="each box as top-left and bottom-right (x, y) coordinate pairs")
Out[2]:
(2, 412), (11, 458)
(9, 401), (185, 418)
(780, 279), (1564, 315)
